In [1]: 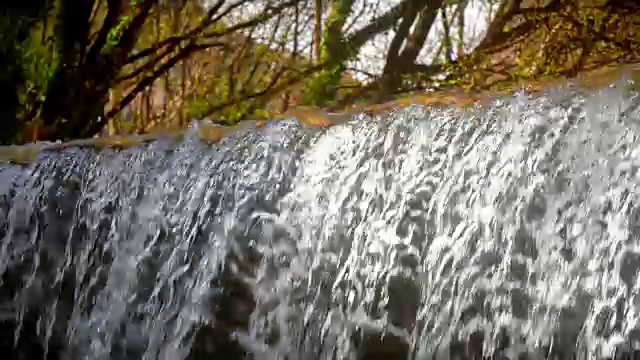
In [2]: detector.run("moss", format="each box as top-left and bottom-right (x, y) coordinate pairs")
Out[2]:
(304, 0), (355, 106)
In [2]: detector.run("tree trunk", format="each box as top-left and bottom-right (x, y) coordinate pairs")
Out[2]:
(304, 0), (355, 105)
(440, 5), (453, 63)
(378, 2), (421, 101)
(38, 0), (106, 141)
(476, 0), (523, 51)
(377, 0), (443, 100)
(313, 0), (323, 63)
(457, 0), (466, 57)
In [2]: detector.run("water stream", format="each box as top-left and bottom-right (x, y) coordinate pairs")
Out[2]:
(1, 77), (640, 360)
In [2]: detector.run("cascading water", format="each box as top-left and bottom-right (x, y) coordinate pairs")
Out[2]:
(0, 76), (639, 360)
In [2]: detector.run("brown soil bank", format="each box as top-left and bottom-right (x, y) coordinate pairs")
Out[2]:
(0, 62), (639, 165)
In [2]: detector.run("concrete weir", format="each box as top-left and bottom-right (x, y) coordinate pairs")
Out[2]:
(0, 64), (639, 360)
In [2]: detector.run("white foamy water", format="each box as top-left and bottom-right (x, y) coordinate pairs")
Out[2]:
(0, 76), (639, 360)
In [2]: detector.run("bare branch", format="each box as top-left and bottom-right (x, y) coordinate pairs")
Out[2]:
(106, 42), (224, 120)
(86, 0), (122, 62)
(125, 0), (299, 65)
(345, 0), (430, 55)
(201, 62), (330, 118)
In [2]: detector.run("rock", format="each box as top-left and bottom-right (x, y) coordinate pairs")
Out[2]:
(358, 332), (410, 360)
(189, 250), (261, 360)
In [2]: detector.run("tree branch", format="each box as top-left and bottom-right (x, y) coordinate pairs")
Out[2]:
(384, 5), (419, 67)
(125, 0), (299, 65)
(86, 0), (122, 63)
(475, 0), (524, 51)
(344, 0), (429, 55)
(201, 63), (330, 118)
(113, 0), (157, 61)
(398, 0), (443, 64)
(106, 42), (223, 120)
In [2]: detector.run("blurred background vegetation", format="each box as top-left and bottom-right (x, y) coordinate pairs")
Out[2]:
(0, 0), (638, 144)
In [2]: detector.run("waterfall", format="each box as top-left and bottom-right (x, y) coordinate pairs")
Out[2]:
(0, 76), (639, 360)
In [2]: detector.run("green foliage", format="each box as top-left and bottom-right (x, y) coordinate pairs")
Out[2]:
(185, 76), (273, 124)
(188, 97), (211, 120)
(304, 68), (341, 106)
(2, 0), (635, 143)
(21, 18), (58, 89)
(303, 0), (354, 106)
(18, 41), (58, 116)
(0, 8), (58, 141)
(105, 15), (133, 51)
